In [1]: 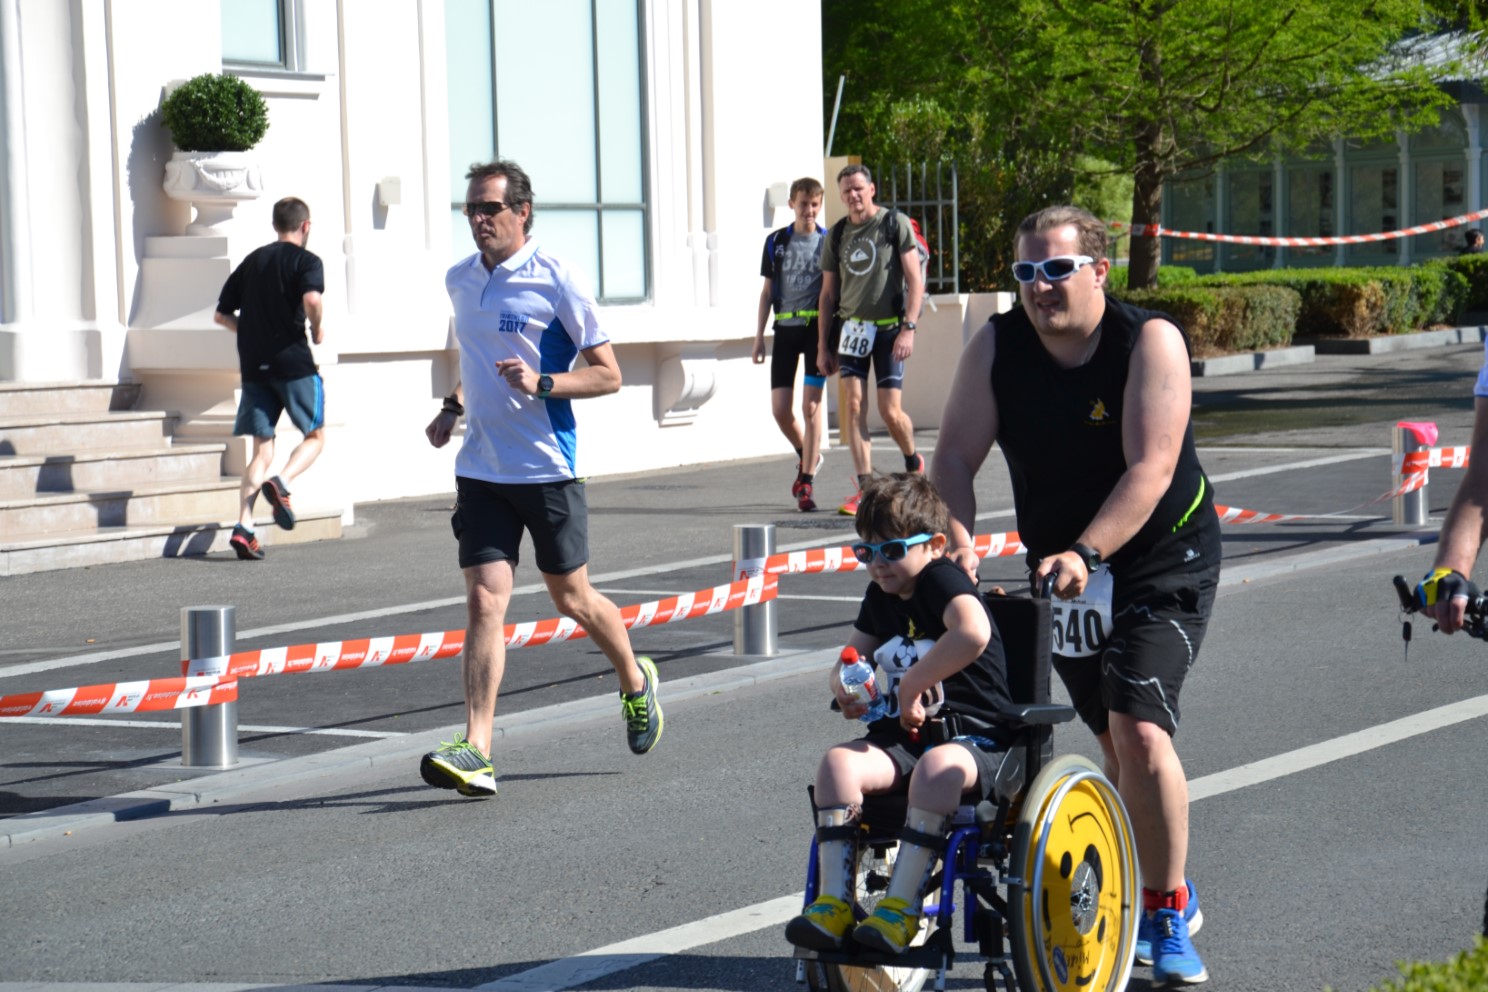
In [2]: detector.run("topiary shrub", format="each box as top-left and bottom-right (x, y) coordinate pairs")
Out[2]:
(160, 72), (269, 152)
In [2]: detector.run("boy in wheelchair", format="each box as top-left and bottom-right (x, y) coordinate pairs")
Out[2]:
(785, 473), (1016, 956)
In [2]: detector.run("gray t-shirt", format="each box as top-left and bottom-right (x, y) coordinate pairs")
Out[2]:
(776, 230), (823, 326)
(820, 209), (915, 321)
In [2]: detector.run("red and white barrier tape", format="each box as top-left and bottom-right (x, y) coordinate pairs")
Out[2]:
(1109, 206), (1488, 247)
(1214, 444), (1472, 522)
(0, 675), (238, 719)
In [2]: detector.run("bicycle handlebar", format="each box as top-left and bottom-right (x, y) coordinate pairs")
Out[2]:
(1392, 573), (1488, 641)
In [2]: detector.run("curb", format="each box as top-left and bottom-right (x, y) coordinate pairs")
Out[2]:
(1192, 344), (1316, 378)
(1304, 324), (1488, 355)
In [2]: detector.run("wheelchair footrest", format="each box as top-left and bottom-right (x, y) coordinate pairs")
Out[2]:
(793, 935), (954, 973)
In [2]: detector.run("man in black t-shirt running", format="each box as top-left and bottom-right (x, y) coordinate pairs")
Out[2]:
(214, 196), (327, 560)
(932, 205), (1220, 986)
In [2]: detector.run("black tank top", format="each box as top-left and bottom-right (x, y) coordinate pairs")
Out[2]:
(990, 294), (1220, 584)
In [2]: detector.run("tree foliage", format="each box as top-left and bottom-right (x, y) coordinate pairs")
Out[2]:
(823, 0), (1467, 289)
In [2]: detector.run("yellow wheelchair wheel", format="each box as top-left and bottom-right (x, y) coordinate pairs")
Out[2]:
(1008, 755), (1137, 992)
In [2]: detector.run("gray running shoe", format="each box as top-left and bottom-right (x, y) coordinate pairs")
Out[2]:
(419, 733), (496, 797)
(621, 656), (663, 754)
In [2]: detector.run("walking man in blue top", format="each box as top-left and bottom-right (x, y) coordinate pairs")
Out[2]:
(421, 160), (661, 798)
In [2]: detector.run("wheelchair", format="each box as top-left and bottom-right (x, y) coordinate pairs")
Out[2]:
(792, 591), (1139, 992)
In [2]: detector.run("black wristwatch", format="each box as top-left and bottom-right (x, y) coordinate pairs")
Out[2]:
(1070, 542), (1103, 572)
(902, 321), (917, 331)
(536, 374), (554, 399)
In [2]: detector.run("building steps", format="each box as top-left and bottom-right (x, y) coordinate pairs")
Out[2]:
(0, 380), (342, 575)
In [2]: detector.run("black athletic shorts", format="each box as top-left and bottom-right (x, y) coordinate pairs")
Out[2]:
(861, 727), (1006, 803)
(1051, 560), (1220, 738)
(838, 323), (905, 389)
(769, 320), (826, 391)
(451, 475), (590, 574)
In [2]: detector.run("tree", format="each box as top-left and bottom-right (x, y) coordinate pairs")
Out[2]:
(823, 0), (1462, 289)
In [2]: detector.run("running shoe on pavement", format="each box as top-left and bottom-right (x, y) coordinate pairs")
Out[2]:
(797, 482), (817, 513)
(622, 655), (663, 754)
(1137, 880), (1202, 965)
(229, 524), (264, 561)
(838, 490), (862, 517)
(260, 475), (296, 530)
(851, 896), (921, 954)
(419, 733), (497, 797)
(792, 453), (824, 498)
(785, 894), (854, 951)
(1149, 907), (1208, 985)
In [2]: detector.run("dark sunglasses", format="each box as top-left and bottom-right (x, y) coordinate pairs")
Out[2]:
(464, 201), (512, 218)
(852, 533), (933, 564)
(1011, 255), (1094, 284)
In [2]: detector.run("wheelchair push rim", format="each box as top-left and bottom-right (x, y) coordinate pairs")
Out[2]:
(1008, 754), (1138, 992)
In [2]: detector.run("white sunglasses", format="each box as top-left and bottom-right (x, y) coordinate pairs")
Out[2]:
(1011, 255), (1095, 284)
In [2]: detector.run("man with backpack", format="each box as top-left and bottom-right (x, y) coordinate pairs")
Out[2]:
(755, 177), (828, 512)
(816, 164), (926, 516)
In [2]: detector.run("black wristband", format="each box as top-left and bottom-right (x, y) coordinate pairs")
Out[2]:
(441, 394), (464, 417)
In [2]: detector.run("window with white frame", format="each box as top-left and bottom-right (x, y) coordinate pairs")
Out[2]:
(221, 0), (303, 71)
(445, 0), (649, 303)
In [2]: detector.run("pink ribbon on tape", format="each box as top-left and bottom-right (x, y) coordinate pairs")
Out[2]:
(1397, 421), (1439, 448)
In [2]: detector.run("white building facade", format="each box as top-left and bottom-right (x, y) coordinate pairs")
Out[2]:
(0, 0), (832, 520)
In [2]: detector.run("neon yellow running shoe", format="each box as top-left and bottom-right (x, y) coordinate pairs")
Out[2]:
(784, 894), (855, 951)
(419, 733), (496, 797)
(852, 896), (921, 954)
(622, 655), (663, 754)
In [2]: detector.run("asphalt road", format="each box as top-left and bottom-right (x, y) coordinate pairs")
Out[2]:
(2, 341), (1487, 992)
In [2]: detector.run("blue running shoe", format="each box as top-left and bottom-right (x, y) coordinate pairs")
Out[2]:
(1150, 907), (1208, 985)
(1136, 880), (1202, 964)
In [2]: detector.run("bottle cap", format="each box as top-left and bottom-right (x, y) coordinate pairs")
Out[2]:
(839, 646), (859, 663)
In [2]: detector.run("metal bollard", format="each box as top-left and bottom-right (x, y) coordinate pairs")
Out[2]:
(181, 605), (238, 768)
(1392, 423), (1430, 526)
(732, 524), (778, 656)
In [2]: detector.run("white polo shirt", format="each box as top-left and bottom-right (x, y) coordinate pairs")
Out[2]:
(446, 239), (608, 483)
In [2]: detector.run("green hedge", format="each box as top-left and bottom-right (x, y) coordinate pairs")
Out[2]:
(1106, 265), (1199, 290)
(1331, 937), (1488, 992)
(1119, 284), (1301, 356)
(1440, 254), (1488, 312)
(1181, 264), (1469, 337)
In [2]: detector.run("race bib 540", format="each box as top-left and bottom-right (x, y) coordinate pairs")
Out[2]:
(1051, 566), (1113, 659)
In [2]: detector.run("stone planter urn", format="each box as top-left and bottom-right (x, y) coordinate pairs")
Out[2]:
(163, 150), (264, 235)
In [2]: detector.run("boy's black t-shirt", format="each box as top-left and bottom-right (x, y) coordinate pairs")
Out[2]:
(217, 241), (325, 382)
(853, 557), (1014, 734)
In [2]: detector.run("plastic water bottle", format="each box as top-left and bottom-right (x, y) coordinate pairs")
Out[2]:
(838, 646), (888, 723)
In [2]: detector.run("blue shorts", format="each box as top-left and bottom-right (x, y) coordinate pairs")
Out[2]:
(234, 375), (325, 439)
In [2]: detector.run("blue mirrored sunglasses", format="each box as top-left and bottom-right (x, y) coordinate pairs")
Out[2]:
(1010, 255), (1095, 284)
(852, 532), (934, 564)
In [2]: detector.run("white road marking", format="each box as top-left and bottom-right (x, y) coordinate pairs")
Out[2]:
(486, 691), (1488, 992)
